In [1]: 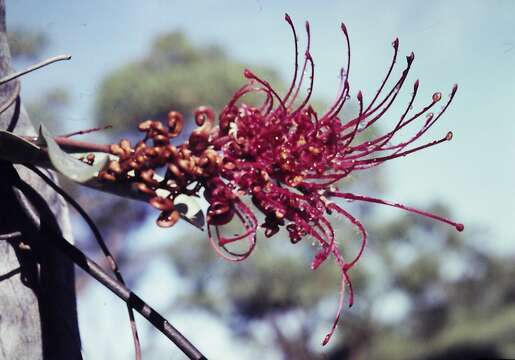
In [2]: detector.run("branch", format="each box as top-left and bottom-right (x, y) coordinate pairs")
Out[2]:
(0, 54), (71, 85)
(26, 165), (142, 360)
(60, 125), (112, 138)
(20, 129), (113, 153)
(5, 163), (207, 360)
(0, 230), (21, 240)
(53, 136), (111, 153)
(52, 231), (207, 360)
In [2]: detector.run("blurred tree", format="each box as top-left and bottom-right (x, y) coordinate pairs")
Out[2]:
(8, 28), (48, 60)
(95, 31), (281, 132)
(26, 87), (69, 133)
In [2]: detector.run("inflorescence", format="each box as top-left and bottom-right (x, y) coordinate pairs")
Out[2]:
(98, 14), (463, 345)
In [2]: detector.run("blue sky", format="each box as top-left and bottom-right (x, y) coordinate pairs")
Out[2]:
(7, 0), (514, 251)
(6, 1), (515, 358)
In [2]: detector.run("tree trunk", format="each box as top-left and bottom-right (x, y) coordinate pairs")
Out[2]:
(0, 1), (81, 359)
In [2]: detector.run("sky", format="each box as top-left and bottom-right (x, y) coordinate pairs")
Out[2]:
(6, 1), (515, 358)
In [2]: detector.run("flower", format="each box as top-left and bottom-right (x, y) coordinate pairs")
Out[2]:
(99, 13), (463, 345)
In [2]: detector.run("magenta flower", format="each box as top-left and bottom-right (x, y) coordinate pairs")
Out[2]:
(101, 13), (463, 346)
(205, 14), (463, 344)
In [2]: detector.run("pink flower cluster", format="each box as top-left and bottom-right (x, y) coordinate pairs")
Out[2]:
(205, 14), (463, 344)
(104, 14), (463, 345)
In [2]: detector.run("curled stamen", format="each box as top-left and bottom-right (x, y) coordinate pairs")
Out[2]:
(244, 69), (287, 114)
(328, 192), (464, 231)
(288, 20), (312, 108)
(283, 13), (300, 104)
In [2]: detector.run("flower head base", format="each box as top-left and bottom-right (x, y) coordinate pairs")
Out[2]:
(99, 14), (463, 345)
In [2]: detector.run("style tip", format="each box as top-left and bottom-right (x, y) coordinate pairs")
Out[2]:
(340, 22), (348, 35)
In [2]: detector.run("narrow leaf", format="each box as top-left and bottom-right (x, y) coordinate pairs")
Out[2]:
(0, 130), (47, 164)
(39, 125), (108, 183)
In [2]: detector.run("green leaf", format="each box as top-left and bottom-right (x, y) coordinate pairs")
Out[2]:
(0, 128), (204, 229)
(0, 130), (48, 164)
(39, 125), (108, 183)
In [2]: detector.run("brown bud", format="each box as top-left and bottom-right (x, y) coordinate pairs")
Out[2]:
(152, 121), (166, 134)
(198, 155), (209, 167)
(160, 145), (175, 161)
(156, 210), (180, 228)
(109, 144), (125, 157)
(120, 139), (132, 153)
(194, 106), (215, 127)
(167, 111), (184, 137)
(166, 144), (178, 156)
(179, 147), (192, 158)
(128, 160), (139, 170)
(108, 160), (122, 174)
(135, 141), (147, 153)
(98, 171), (116, 182)
(189, 132), (209, 154)
(136, 154), (147, 165)
(138, 120), (153, 132)
(178, 158), (192, 173)
(149, 196), (174, 211)
(153, 134), (169, 145)
(135, 182), (156, 196)
(141, 169), (158, 186)
(168, 163), (183, 178)
(144, 147), (157, 157)
(207, 202), (234, 226)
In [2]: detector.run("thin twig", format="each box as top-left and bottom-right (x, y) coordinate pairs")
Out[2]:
(0, 54), (71, 85)
(60, 125), (113, 138)
(0, 267), (22, 281)
(22, 135), (112, 153)
(52, 234), (207, 360)
(0, 231), (22, 240)
(0, 79), (20, 116)
(16, 163), (206, 358)
(26, 165), (142, 360)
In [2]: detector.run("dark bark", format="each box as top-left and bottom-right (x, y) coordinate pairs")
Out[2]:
(0, 1), (82, 359)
